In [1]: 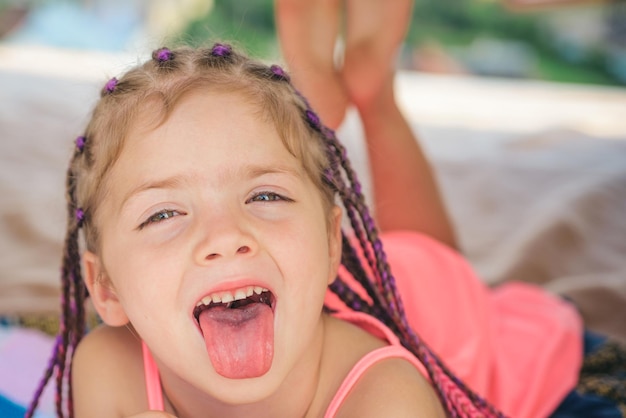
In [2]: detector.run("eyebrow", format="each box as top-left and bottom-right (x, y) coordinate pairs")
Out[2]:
(120, 163), (303, 210)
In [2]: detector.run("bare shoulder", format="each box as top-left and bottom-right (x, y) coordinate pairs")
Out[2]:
(72, 324), (147, 418)
(323, 315), (445, 417)
(336, 356), (445, 418)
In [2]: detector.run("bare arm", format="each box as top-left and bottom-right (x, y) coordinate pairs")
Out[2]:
(339, 0), (457, 249)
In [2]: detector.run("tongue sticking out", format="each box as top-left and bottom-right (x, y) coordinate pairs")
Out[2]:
(198, 300), (274, 379)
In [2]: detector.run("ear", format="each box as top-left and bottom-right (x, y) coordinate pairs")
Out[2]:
(82, 251), (129, 327)
(327, 205), (343, 285)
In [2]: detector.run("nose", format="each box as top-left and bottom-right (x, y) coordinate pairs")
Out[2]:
(193, 207), (256, 264)
(204, 244), (251, 261)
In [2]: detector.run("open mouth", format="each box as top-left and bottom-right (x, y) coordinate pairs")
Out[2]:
(193, 285), (277, 379)
(193, 286), (275, 323)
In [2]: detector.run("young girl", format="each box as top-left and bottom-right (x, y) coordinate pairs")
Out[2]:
(27, 1), (619, 417)
(27, 42), (455, 418)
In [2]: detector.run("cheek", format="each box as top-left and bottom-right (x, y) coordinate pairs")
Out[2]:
(283, 219), (333, 290)
(100, 243), (173, 313)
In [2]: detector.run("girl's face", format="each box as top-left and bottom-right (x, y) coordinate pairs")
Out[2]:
(83, 91), (342, 403)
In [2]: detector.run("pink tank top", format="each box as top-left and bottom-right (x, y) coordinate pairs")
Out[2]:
(142, 311), (427, 417)
(325, 231), (583, 418)
(143, 231), (583, 418)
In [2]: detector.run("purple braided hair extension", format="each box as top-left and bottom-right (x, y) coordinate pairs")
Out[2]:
(326, 129), (502, 417)
(26, 142), (89, 418)
(297, 95), (505, 417)
(24, 335), (61, 417)
(334, 234), (399, 328)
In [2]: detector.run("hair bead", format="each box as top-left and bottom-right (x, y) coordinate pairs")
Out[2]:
(75, 208), (85, 227)
(75, 136), (86, 152)
(152, 47), (174, 63)
(103, 77), (118, 95)
(270, 64), (290, 82)
(211, 43), (232, 57)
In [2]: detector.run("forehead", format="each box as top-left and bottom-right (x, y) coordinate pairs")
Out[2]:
(112, 90), (305, 188)
(130, 89), (266, 140)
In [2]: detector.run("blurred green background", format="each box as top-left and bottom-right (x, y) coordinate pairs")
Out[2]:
(181, 0), (626, 86)
(2, 0), (625, 86)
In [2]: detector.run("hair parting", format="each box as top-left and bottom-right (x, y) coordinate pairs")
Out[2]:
(29, 43), (505, 418)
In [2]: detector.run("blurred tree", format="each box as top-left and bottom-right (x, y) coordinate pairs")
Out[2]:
(175, 0), (624, 86)
(177, 0), (277, 58)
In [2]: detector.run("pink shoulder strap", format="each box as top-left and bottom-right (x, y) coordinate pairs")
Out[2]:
(324, 311), (428, 418)
(324, 345), (427, 418)
(142, 341), (165, 411)
(140, 313), (425, 417)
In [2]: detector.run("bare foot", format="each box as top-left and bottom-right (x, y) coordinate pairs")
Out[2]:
(275, 0), (349, 129)
(342, 0), (414, 112)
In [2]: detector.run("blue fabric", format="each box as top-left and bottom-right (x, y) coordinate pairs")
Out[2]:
(0, 393), (26, 418)
(550, 391), (623, 418)
(550, 331), (623, 418)
(583, 330), (609, 355)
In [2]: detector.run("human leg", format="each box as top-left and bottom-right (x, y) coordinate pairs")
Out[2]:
(275, 0), (349, 129)
(341, 0), (457, 248)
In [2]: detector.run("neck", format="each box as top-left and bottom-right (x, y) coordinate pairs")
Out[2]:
(158, 316), (329, 418)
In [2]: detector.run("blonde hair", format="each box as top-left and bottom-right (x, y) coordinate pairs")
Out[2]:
(75, 45), (333, 252)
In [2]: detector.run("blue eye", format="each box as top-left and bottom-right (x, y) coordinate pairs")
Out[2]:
(139, 209), (184, 229)
(247, 191), (292, 203)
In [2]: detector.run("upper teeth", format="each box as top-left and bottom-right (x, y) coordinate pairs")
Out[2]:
(196, 285), (268, 307)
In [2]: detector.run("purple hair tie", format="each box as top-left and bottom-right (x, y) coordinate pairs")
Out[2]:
(75, 208), (85, 227)
(153, 47), (173, 63)
(270, 65), (290, 82)
(211, 43), (232, 57)
(103, 77), (118, 95)
(75, 135), (86, 152)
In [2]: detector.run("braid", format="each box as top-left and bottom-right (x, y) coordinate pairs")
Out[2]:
(27, 139), (90, 417)
(64, 157), (88, 417)
(299, 98), (505, 417)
